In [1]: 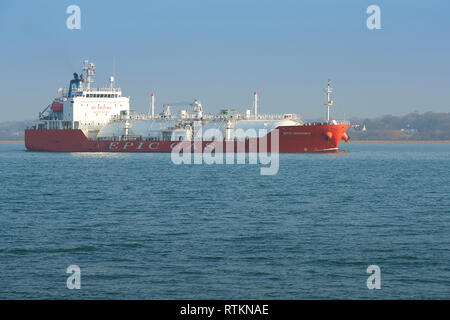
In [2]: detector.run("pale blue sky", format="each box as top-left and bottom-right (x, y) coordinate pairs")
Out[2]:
(0, 0), (449, 121)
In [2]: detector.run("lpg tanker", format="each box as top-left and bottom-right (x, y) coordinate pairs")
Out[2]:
(25, 60), (350, 153)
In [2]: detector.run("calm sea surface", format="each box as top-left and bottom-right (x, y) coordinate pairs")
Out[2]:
(0, 143), (449, 299)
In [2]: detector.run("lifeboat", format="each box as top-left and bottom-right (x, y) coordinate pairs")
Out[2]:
(51, 101), (63, 113)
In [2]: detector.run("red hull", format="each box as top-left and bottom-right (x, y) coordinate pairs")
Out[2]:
(25, 124), (350, 153)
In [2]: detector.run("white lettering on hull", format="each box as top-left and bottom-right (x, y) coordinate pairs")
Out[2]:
(109, 142), (119, 150)
(123, 142), (134, 150)
(149, 142), (160, 150)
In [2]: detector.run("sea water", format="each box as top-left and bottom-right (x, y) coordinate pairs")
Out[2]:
(0, 143), (449, 299)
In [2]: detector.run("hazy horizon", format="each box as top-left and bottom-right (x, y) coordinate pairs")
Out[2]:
(1, 0), (449, 121)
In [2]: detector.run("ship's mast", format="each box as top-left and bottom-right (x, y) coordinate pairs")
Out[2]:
(325, 80), (334, 123)
(150, 93), (155, 118)
(253, 91), (258, 119)
(82, 60), (96, 90)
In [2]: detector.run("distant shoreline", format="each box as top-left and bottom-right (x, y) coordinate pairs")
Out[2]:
(0, 140), (24, 144)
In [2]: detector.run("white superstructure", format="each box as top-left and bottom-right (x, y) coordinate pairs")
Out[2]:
(38, 60), (308, 142)
(39, 60), (130, 138)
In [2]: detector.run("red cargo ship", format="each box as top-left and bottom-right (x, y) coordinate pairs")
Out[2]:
(25, 60), (350, 153)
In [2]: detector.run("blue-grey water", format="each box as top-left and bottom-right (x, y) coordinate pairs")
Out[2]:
(0, 143), (449, 299)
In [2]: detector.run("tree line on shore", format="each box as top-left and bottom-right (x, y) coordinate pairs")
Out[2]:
(349, 112), (450, 140)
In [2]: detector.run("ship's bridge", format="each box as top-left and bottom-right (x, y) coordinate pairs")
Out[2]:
(36, 60), (130, 137)
(71, 87), (123, 98)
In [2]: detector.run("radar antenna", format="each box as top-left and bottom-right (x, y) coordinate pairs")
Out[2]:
(82, 60), (96, 90)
